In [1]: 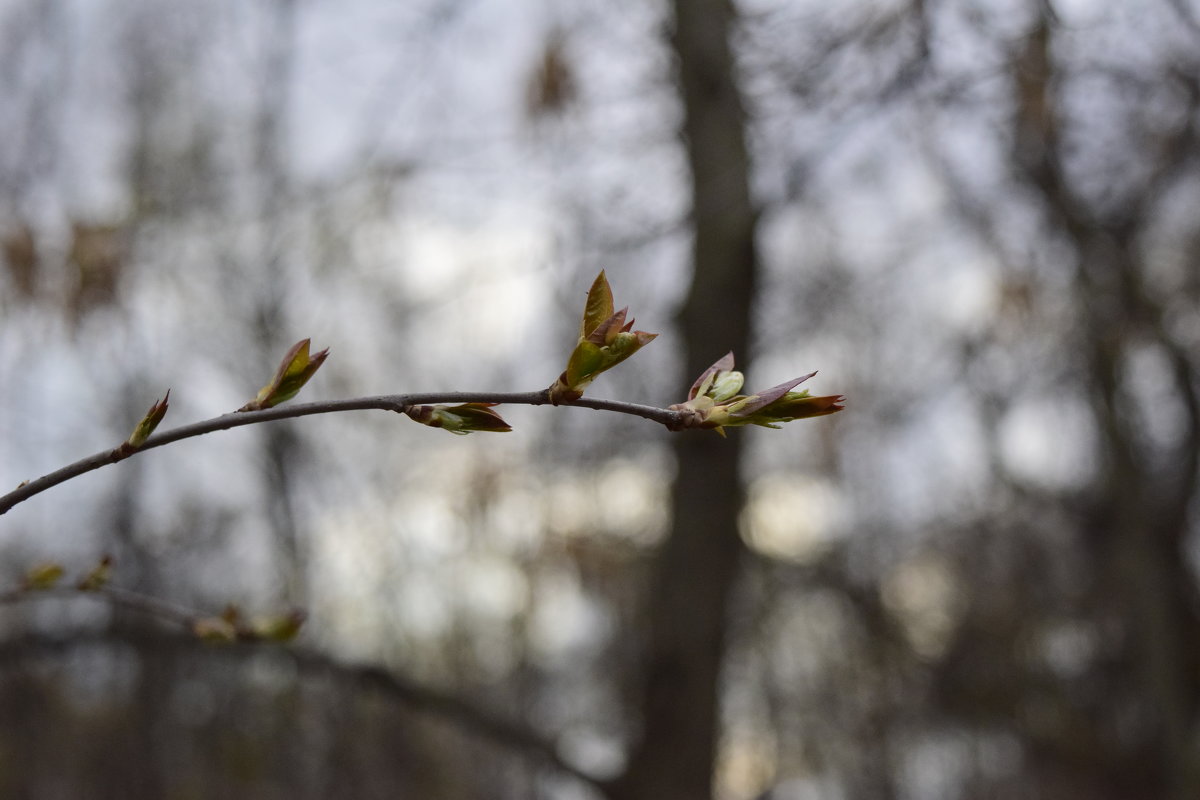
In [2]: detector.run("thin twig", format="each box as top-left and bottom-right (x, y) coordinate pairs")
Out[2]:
(1, 390), (686, 516)
(0, 583), (199, 629)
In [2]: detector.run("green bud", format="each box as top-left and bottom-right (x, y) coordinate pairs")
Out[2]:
(124, 391), (170, 450)
(23, 562), (65, 590)
(240, 339), (329, 412)
(670, 354), (843, 434)
(548, 272), (658, 403)
(405, 403), (512, 435)
(709, 370), (744, 403)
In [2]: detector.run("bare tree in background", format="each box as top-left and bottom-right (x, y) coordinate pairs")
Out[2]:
(615, 2), (758, 799)
(727, 2), (1200, 798)
(5, 1), (1200, 799)
(924, 4), (1200, 797)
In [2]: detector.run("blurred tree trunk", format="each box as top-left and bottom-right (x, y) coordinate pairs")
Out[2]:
(910, 6), (1200, 797)
(614, 3), (758, 799)
(253, 0), (309, 604)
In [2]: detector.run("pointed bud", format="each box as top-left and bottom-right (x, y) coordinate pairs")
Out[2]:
(405, 403), (512, 435)
(22, 562), (65, 590)
(240, 339), (330, 412)
(77, 555), (114, 591)
(123, 391), (170, 451)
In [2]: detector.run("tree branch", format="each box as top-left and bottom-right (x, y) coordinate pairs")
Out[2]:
(0, 579), (609, 792)
(1, 390), (686, 516)
(0, 627), (609, 794)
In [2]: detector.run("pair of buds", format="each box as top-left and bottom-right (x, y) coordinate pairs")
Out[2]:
(120, 338), (333, 454)
(667, 352), (843, 436)
(550, 271), (843, 434)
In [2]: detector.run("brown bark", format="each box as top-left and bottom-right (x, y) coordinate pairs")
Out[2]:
(613, 2), (758, 799)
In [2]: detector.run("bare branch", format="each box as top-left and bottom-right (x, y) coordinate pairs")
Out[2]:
(1, 390), (686, 516)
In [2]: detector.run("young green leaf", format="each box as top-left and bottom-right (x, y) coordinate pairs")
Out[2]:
(22, 562), (66, 590)
(549, 272), (658, 404)
(580, 271), (616, 341)
(77, 555), (114, 591)
(240, 338), (330, 411)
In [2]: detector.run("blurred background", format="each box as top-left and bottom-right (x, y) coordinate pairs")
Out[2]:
(2, 0), (1200, 798)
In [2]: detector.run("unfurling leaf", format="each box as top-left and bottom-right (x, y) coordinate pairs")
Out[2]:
(77, 555), (114, 591)
(123, 391), (170, 450)
(239, 338), (329, 412)
(563, 341), (605, 389)
(405, 403), (512, 435)
(580, 271), (615, 341)
(732, 391), (845, 426)
(22, 562), (65, 590)
(687, 352), (738, 402)
(549, 271), (658, 403)
(669, 352), (844, 435)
